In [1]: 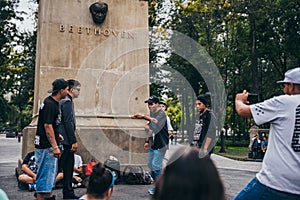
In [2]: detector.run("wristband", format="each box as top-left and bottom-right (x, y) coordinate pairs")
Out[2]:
(142, 114), (145, 119)
(145, 141), (149, 143)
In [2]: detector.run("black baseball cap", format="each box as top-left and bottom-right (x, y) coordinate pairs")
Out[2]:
(144, 95), (159, 104)
(47, 78), (68, 93)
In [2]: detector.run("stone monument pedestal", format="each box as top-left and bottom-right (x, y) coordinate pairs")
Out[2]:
(22, 0), (150, 166)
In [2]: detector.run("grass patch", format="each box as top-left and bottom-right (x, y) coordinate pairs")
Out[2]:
(214, 146), (249, 160)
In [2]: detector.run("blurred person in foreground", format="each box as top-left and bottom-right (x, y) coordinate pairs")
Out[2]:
(152, 146), (225, 200)
(59, 79), (81, 199)
(234, 67), (300, 199)
(78, 162), (114, 200)
(0, 189), (9, 200)
(34, 78), (69, 200)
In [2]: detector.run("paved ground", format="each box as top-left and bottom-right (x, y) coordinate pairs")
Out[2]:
(0, 134), (261, 200)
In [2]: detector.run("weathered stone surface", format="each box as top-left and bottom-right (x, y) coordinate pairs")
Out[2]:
(23, 0), (149, 164)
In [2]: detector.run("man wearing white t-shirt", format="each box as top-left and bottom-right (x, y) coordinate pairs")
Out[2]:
(234, 67), (300, 199)
(159, 101), (174, 140)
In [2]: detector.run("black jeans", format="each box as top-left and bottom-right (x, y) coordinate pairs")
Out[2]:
(59, 145), (75, 197)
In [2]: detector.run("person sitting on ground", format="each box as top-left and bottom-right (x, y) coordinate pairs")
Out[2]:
(18, 151), (62, 191)
(79, 162), (114, 200)
(56, 154), (85, 188)
(72, 153), (85, 187)
(152, 146), (225, 200)
(18, 151), (37, 191)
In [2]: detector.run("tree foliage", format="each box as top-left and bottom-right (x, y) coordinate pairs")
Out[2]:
(0, 0), (36, 131)
(149, 0), (300, 141)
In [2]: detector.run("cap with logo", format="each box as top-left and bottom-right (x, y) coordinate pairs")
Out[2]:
(144, 95), (159, 104)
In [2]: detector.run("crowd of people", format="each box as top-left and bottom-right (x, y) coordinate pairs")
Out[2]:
(10, 66), (300, 200)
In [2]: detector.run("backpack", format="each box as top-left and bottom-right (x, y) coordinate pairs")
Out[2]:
(122, 166), (153, 185)
(104, 159), (121, 184)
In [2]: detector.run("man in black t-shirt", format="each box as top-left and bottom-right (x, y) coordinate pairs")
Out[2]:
(34, 78), (68, 200)
(192, 95), (216, 156)
(133, 95), (169, 195)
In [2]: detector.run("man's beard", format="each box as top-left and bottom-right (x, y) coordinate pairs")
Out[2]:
(199, 108), (205, 114)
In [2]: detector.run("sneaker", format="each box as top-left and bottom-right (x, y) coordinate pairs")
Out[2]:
(28, 183), (36, 191)
(148, 188), (155, 195)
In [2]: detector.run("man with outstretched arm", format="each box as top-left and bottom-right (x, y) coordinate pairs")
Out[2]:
(234, 67), (300, 199)
(133, 95), (169, 195)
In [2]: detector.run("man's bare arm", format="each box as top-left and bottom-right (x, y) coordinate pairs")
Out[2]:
(203, 137), (212, 153)
(44, 123), (61, 158)
(21, 164), (36, 179)
(44, 124), (58, 147)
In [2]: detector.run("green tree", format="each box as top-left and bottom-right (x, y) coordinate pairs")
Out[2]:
(0, 0), (22, 129)
(149, 0), (300, 145)
(0, 0), (37, 130)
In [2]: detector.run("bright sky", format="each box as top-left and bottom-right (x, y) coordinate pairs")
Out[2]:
(15, 0), (38, 32)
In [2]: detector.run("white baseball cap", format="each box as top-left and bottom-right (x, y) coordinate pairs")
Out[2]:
(277, 67), (300, 84)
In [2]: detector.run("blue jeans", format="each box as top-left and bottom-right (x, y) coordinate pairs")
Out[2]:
(234, 177), (300, 200)
(35, 148), (58, 193)
(147, 147), (167, 180)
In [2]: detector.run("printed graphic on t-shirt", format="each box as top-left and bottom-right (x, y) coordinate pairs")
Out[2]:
(291, 105), (300, 152)
(56, 109), (62, 126)
(40, 102), (44, 110)
(193, 119), (203, 143)
(34, 135), (40, 145)
(194, 119), (203, 135)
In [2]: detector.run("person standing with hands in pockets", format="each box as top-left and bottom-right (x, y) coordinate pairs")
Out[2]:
(34, 78), (69, 200)
(234, 67), (300, 200)
(59, 79), (81, 199)
(133, 95), (169, 195)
